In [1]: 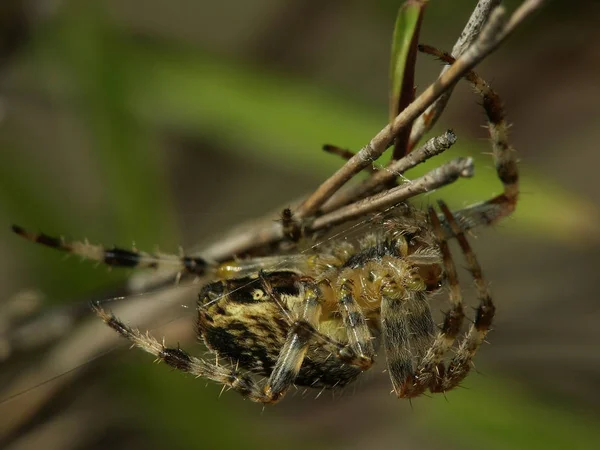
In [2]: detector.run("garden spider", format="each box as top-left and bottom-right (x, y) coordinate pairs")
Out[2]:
(12, 41), (517, 403)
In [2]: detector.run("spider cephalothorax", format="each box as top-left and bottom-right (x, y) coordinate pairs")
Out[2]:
(12, 40), (516, 403)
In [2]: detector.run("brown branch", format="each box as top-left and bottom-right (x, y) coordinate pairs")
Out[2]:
(322, 144), (377, 174)
(183, 0), (544, 264)
(310, 157), (474, 231)
(322, 130), (457, 213)
(296, 1), (542, 220)
(409, 0), (501, 148)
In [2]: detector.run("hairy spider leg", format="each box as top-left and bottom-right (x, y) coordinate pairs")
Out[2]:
(91, 301), (273, 403)
(11, 225), (208, 276)
(418, 44), (519, 234)
(260, 269), (379, 372)
(260, 280), (322, 403)
(431, 200), (495, 392)
(382, 288), (435, 398)
(335, 273), (377, 370)
(394, 206), (466, 397)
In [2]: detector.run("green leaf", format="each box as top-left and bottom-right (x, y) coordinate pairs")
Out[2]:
(389, 1), (425, 159)
(389, 1), (423, 121)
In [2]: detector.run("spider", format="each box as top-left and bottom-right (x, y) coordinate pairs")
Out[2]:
(11, 45), (518, 404)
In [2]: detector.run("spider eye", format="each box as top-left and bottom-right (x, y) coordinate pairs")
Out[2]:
(251, 289), (265, 300)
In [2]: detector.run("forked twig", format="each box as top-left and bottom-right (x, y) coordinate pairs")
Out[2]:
(296, 0), (541, 219)
(322, 130), (457, 213)
(198, 0), (545, 263)
(310, 157), (474, 231)
(409, 0), (502, 148)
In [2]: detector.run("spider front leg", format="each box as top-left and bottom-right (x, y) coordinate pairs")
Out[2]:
(91, 301), (273, 403)
(258, 279), (322, 403)
(418, 44), (519, 233)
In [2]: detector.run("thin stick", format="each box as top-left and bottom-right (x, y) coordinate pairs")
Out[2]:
(323, 144), (377, 174)
(296, 1), (542, 219)
(310, 157), (474, 231)
(322, 130), (457, 213)
(192, 0), (545, 261)
(409, 0), (501, 148)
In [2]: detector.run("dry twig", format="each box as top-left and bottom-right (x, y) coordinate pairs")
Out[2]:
(310, 157), (474, 230)
(322, 130), (457, 213)
(200, 0), (545, 262)
(409, 0), (502, 148)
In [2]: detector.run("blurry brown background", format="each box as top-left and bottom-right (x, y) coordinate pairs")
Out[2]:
(1, 0), (599, 449)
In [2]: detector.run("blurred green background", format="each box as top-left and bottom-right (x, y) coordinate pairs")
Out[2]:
(1, 0), (599, 449)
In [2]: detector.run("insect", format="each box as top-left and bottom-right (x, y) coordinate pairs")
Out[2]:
(11, 39), (518, 404)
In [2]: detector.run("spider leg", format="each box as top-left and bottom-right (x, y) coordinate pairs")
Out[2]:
(336, 271), (377, 370)
(397, 206), (466, 397)
(11, 226), (208, 275)
(253, 276), (370, 403)
(91, 301), (272, 403)
(431, 200), (495, 393)
(260, 274), (368, 371)
(418, 44), (519, 233)
(216, 254), (315, 279)
(381, 287), (435, 398)
(260, 280), (321, 403)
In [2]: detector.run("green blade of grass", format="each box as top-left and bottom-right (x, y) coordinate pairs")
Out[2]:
(389, 0), (426, 159)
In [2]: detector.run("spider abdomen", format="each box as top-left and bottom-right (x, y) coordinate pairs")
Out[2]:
(197, 273), (364, 388)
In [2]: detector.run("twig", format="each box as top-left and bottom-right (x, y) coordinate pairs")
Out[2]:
(322, 130), (457, 213)
(310, 157), (474, 231)
(173, 0), (546, 264)
(296, 1), (541, 219)
(409, 0), (501, 148)
(322, 144), (377, 174)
